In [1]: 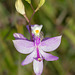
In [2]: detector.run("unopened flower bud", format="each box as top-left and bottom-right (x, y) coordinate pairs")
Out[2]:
(15, 0), (25, 15)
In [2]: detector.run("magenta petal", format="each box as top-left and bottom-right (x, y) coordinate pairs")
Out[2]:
(13, 33), (26, 40)
(40, 50), (59, 61)
(33, 60), (43, 75)
(12, 40), (35, 54)
(41, 36), (62, 52)
(21, 51), (35, 65)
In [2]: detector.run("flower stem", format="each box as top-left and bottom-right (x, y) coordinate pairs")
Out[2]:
(28, 10), (35, 40)
(23, 14), (29, 23)
(30, 4), (35, 12)
(23, 4), (35, 40)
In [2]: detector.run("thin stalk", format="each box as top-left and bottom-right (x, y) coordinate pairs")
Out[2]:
(23, 4), (35, 40)
(28, 11), (35, 40)
(30, 4), (35, 12)
(28, 4), (35, 40)
(23, 14), (29, 23)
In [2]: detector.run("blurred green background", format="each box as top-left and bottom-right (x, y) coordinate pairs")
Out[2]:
(0, 0), (75, 75)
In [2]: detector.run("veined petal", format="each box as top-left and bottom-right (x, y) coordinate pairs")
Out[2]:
(13, 33), (26, 40)
(21, 51), (35, 65)
(42, 37), (49, 41)
(33, 59), (43, 75)
(41, 36), (62, 52)
(40, 50), (59, 61)
(12, 40), (35, 54)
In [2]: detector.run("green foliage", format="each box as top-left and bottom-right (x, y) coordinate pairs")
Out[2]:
(0, 0), (75, 75)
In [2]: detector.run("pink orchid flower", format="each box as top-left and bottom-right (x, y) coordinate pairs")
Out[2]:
(13, 25), (62, 75)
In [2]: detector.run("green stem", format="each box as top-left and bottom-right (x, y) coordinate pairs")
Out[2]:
(28, 10), (35, 40)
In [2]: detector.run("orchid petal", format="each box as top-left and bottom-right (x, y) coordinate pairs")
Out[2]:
(42, 37), (49, 41)
(26, 25), (34, 32)
(13, 33), (26, 40)
(40, 50), (59, 61)
(31, 25), (43, 36)
(12, 40), (35, 54)
(21, 51), (35, 65)
(33, 60), (43, 75)
(41, 36), (62, 52)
